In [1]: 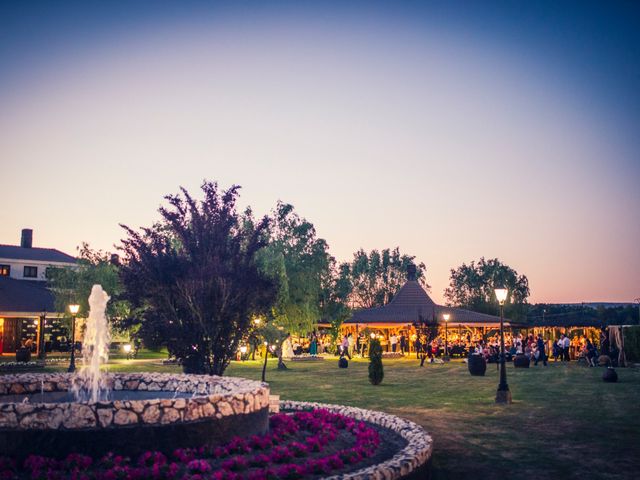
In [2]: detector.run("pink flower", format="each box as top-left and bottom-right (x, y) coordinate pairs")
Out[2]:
(221, 455), (248, 471)
(269, 446), (292, 463)
(248, 454), (270, 468)
(186, 459), (211, 473)
(274, 463), (306, 480)
(306, 458), (332, 474)
(288, 442), (308, 458)
(64, 453), (93, 470)
(138, 451), (167, 468)
(173, 449), (196, 463)
(304, 436), (322, 452)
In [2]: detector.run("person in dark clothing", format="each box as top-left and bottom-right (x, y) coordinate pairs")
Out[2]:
(534, 334), (547, 366)
(400, 334), (407, 355)
(585, 338), (596, 367)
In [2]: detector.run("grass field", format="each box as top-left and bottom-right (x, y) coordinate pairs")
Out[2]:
(4, 354), (639, 479)
(221, 357), (640, 480)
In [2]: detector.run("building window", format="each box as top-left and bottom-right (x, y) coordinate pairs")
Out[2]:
(0, 265), (10, 276)
(23, 266), (38, 278)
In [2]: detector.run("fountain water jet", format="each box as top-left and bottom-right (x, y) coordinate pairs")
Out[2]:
(72, 284), (111, 402)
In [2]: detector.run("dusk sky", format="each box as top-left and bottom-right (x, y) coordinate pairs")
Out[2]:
(1, 1), (639, 304)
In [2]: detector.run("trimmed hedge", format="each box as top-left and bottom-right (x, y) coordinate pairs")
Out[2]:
(368, 339), (384, 385)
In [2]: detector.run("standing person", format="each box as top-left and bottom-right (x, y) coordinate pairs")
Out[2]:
(309, 333), (318, 355)
(390, 333), (398, 353)
(562, 334), (571, 361)
(400, 334), (407, 355)
(358, 332), (367, 356)
(558, 335), (566, 361)
(585, 338), (596, 367)
(535, 334), (547, 366)
(341, 335), (351, 359)
(347, 333), (355, 358)
(415, 335), (422, 359)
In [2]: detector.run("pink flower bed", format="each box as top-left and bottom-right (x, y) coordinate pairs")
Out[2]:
(0, 409), (380, 480)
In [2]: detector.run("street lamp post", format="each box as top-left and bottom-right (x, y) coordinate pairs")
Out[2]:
(37, 311), (47, 361)
(443, 313), (450, 361)
(261, 341), (269, 382)
(68, 304), (80, 373)
(494, 288), (511, 404)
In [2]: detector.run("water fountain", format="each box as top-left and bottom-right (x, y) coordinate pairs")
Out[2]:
(72, 284), (111, 403)
(0, 285), (270, 459)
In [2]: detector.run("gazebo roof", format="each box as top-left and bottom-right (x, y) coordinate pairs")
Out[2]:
(344, 280), (509, 327)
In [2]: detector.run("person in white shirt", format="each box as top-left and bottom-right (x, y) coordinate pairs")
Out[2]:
(562, 334), (571, 361)
(347, 333), (355, 358)
(390, 334), (398, 353)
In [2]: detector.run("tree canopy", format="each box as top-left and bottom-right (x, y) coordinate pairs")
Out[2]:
(119, 181), (277, 375)
(339, 248), (428, 309)
(258, 202), (332, 336)
(46, 243), (125, 319)
(444, 257), (530, 321)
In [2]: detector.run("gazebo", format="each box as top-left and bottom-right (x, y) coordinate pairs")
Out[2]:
(341, 266), (509, 353)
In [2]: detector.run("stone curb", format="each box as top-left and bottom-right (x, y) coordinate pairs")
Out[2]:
(280, 400), (433, 480)
(0, 373), (269, 430)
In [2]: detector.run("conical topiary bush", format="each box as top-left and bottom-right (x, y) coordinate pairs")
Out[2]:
(368, 338), (384, 385)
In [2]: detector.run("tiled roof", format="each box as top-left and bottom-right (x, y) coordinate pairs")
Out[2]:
(0, 244), (76, 264)
(345, 280), (509, 325)
(0, 277), (57, 314)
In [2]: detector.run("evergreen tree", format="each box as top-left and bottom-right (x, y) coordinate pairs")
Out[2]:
(368, 338), (384, 385)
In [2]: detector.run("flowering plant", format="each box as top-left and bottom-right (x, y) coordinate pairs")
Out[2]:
(0, 409), (380, 480)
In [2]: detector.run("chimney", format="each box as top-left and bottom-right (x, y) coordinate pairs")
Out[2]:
(21, 229), (33, 248)
(407, 264), (417, 281)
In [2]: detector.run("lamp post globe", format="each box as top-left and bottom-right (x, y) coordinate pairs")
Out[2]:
(68, 304), (80, 373)
(494, 288), (511, 404)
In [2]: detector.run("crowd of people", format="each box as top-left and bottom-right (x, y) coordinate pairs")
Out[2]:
(281, 329), (607, 367)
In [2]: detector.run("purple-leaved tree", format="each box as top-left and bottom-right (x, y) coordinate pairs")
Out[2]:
(119, 181), (277, 375)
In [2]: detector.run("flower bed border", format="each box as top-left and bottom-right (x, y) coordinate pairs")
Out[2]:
(287, 355), (325, 362)
(281, 400), (433, 480)
(381, 352), (405, 359)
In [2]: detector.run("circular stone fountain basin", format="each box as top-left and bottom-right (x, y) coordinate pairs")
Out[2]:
(0, 372), (270, 460)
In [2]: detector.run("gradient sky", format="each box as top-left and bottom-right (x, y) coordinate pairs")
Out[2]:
(1, 1), (639, 304)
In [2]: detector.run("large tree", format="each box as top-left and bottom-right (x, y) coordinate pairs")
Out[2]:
(47, 243), (126, 319)
(257, 202), (332, 368)
(341, 248), (428, 309)
(119, 181), (277, 375)
(444, 257), (530, 321)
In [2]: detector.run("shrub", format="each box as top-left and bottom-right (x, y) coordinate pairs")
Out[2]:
(623, 326), (640, 362)
(368, 338), (384, 385)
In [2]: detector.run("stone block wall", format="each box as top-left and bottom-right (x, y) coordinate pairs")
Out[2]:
(0, 373), (269, 430)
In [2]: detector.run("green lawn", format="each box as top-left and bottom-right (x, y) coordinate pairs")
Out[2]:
(4, 355), (639, 479)
(223, 357), (640, 480)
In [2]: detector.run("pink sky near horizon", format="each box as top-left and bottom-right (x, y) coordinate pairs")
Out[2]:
(1, 7), (638, 305)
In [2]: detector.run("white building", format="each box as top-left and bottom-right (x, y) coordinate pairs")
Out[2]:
(0, 229), (76, 281)
(0, 229), (76, 354)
